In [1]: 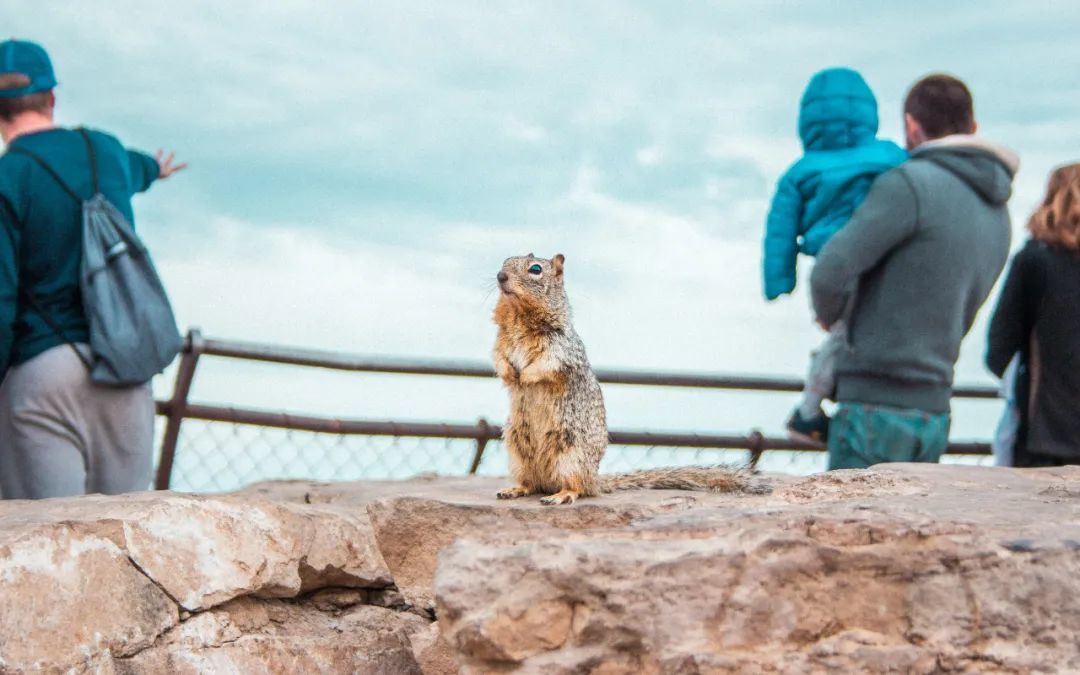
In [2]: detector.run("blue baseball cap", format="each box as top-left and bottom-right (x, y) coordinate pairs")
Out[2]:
(0, 39), (56, 98)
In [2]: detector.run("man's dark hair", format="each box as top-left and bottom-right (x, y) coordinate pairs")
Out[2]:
(0, 73), (52, 122)
(904, 74), (975, 139)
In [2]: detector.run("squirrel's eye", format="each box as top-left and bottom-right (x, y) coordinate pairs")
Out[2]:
(527, 264), (542, 275)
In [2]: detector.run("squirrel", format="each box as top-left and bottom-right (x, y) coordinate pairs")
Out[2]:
(492, 253), (758, 505)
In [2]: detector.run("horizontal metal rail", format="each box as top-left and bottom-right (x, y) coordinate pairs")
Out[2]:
(176, 401), (991, 454)
(198, 335), (999, 398)
(154, 331), (998, 489)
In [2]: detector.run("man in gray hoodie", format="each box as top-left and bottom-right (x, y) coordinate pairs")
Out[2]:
(810, 74), (1018, 470)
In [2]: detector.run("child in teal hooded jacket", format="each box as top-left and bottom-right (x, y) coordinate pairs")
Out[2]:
(762, 67), (906, 440)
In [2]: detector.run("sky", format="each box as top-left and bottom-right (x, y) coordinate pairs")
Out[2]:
(5, 1), (1080, 457)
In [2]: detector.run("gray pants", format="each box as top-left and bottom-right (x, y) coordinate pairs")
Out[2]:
(0, 344), (155, 499)
(799, 320), (848, 418)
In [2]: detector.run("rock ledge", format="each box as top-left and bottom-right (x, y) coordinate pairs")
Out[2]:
(1, 465), (1077, 673)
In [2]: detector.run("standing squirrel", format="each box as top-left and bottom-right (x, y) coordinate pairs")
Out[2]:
(492, 253), (757, 505)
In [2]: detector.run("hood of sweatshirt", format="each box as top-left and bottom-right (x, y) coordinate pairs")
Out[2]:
(912, 135), (1019, 205)
(798, 67), (879, 152)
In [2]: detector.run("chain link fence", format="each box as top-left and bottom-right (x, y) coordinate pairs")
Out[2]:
(164, 420), (789, 493)
(159, 418), (992, 494)
(165, 419), (780, 493)
(166, 421), (485, 492)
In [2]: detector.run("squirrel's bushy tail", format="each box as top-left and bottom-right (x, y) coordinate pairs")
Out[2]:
(598, 465), (768, 494)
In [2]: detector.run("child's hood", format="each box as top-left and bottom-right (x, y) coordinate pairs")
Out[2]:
(798, 68), (879, 152)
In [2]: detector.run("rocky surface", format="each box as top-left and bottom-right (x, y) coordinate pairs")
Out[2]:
(116, 598), (428, 674)
(0, 485), (418, 674)
(438, 464), (1080, 673)
(365, 480), (740, 610)
(1, 465), (1079, 673)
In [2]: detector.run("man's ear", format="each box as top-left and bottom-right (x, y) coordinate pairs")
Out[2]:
(904, 112), (917, 132)
(904, 112), (926, 150)
(552, 253), (565, 276)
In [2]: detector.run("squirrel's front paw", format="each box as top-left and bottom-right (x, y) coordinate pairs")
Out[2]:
(495, 360), (519, 385)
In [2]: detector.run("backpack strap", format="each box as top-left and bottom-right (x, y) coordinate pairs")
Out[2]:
(5, 145), (82, 202)
(76, 127), (99, 194)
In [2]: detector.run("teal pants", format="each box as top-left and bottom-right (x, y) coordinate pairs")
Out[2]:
(827, 402), (950, 471)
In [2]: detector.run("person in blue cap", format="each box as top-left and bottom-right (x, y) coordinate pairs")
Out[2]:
(762, 67), (906, 444)
(0, 39), (186, 499)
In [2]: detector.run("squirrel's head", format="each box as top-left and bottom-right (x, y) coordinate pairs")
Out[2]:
(497, 253), (565, 300)
(494, 253), (569, 328)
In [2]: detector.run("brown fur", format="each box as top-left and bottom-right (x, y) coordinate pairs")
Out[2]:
(599, 466), (764, 494)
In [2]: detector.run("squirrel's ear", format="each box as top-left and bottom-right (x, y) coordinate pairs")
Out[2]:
(552, 254), (565, 276)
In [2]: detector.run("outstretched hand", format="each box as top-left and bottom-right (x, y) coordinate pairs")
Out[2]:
(155, 150), (188, 179)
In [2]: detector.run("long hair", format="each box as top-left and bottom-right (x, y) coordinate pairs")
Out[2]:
(1028, 163), (1080, 250)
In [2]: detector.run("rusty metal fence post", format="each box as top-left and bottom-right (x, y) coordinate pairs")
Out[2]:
(468, 418), (493, 474)
(154, 329), (205, 490)
(747, 430), (766, 469)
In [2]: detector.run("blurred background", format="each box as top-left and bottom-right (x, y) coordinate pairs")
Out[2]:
(5, 1), (1079, 488)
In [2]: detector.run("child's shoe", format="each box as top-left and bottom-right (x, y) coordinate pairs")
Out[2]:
(786, 408), (830, 444)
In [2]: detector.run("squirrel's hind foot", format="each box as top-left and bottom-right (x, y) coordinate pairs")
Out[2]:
(540, 490), (580, 506)
(496, 485), (533, 500)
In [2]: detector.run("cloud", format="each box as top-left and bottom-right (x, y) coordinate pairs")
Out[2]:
(635, 146), (663, 167)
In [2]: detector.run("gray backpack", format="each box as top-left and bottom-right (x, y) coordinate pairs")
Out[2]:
(11, 128), (182, 386)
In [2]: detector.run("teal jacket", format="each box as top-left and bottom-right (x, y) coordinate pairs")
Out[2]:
(763, 68), (907, 300)
(0, 127), (159, 380)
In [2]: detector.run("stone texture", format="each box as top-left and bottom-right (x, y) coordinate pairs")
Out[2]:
(120, 497), (391, 609)
(436, 464), (1080, 673)
(0, 487), (404, 673)
(0, 524), (177, 673)
(408, 621), (460, 675)
(365, 475), (736, 610)
(4, 465), (1080, 673)
(115, 598), (427, 674)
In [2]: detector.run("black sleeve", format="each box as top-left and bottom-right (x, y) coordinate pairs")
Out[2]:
(986, 241), (1045, 378)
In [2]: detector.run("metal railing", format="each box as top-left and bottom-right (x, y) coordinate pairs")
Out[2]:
(153, 330), (998, 490)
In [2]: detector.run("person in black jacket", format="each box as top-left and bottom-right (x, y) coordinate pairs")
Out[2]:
(986, 163), (1080, 467)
